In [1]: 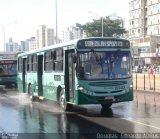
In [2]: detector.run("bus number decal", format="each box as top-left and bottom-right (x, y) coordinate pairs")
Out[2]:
(54, 75), (61, 81)
(115, 86), (125, 90)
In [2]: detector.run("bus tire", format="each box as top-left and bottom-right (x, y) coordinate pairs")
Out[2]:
(59, 90), (72, 111)
(28, 84), (34, 101)
(101, 103), (112, 110)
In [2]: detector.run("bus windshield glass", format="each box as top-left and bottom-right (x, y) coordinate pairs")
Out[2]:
(0, 60), (17, 76)
(77, 51), (131, 80)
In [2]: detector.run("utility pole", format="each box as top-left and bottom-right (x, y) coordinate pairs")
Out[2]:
(89, 11), (104, 37)
(55, 0), (58, 43)
(0, 21), (17, 52)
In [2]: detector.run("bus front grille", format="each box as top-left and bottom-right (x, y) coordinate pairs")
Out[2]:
(95, 90), (122, 94)
(89, 81), (126, 87)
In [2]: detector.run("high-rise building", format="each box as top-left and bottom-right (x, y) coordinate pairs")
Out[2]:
(36, 25), (54, 49)
(28, 37), (36, 51)
(45, 28), (54, 46)
(19, 41), (28, 52)
(6, 38), (18, 53)
(129, 0), (160, 65)
(18, 37), (36, 52)
(60, 26), (86, 42)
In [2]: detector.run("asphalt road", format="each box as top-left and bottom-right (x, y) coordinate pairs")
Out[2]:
(0, 88), (160, 139)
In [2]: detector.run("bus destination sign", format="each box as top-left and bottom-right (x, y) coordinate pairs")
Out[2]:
(77, 39), (130, 48)
(0, 60), (16, 64)
(85, 40), (123, 47)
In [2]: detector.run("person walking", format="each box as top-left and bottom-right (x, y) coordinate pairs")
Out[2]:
(149, 66), (154, 90)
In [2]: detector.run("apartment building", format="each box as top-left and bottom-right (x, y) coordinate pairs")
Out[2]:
(28, 37), (36, 51)
(60, 26), (86, 42)
(19, 41), (28, 52)
(129, 0), (160, 65)
(6, 38), (18, 53)
(36, 25), (54, 49)
(18, 37), (36, 52)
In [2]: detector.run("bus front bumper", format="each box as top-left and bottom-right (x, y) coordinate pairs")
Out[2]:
(76, 89), (133, 105)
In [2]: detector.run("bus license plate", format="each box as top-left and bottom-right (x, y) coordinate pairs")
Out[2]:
(105, 96), (114, 100)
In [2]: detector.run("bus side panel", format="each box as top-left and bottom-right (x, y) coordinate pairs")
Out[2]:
(43, 72), (64, 101)
(43, 72), (57, 101)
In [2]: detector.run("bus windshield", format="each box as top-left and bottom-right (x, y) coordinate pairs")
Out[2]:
(77, 51), (131, 80)
(0, 60), (17, 76)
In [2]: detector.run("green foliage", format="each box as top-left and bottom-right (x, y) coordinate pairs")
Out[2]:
(76, 16), (126, 37)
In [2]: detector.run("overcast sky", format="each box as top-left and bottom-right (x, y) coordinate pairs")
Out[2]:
(0, 0), (129, 51)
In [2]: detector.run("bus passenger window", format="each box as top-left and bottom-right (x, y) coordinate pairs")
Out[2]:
(54, 48), (63, 71)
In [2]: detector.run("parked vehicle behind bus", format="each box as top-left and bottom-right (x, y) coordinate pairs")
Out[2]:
(0, 59), (17, 87)
(17, 37), (133, 111)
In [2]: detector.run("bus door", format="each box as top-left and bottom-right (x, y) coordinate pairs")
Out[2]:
(65, 50), (75, 103)
(37, 55), (43, 96)
(22, 58), (27, 93)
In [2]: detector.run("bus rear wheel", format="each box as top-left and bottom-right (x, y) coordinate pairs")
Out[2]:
(59, 91), (72, 111)
(101, 103), (112, 110)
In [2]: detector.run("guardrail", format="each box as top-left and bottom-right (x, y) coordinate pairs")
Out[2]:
(133, 73), (160, 92)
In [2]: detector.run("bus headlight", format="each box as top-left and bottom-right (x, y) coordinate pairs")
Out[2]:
(130, 84), (133, 88)
(78, 86), (84, 91)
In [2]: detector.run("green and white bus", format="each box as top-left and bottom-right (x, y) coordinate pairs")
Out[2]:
(17, 37), (133, 111)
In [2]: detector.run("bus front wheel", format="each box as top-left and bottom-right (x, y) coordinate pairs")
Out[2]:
(101, 103), (112, 110)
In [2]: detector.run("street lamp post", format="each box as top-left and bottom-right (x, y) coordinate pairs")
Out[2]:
(101, 17), (103, 37)
(89, 11), (116, 37)
(2, 25), (6, 52)
(0, 21), (17, 52)
(89, 11), (104, 37)
(55, 0), (58, 44)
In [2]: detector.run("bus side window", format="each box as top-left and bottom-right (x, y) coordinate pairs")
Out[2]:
(33, 55), (37, 71)
(18, 58), (22, 72)
(44, 51), (53, 71)
(54, 48), (63, 71)
(27, 56), (31, 71)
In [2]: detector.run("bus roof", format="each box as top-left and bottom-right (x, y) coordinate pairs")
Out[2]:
(17, 37), (130, 57)
(17, 38), (79, 57)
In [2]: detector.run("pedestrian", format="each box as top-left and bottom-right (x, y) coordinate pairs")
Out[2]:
(148, 66), (154, 90)
(149, 66), (154, 76)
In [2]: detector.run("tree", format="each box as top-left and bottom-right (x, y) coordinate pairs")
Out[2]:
(76, 16), (126, 37)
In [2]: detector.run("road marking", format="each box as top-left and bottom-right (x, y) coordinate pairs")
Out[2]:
(122, 117), (160, 130)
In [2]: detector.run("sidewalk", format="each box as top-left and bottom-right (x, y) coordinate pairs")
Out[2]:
(134, 90), (160, 106)
(133, 73), (160, 93)
(134, 89), (160, 94)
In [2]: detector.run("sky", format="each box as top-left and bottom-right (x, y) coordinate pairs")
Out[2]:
(0, 0), (129, 51)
